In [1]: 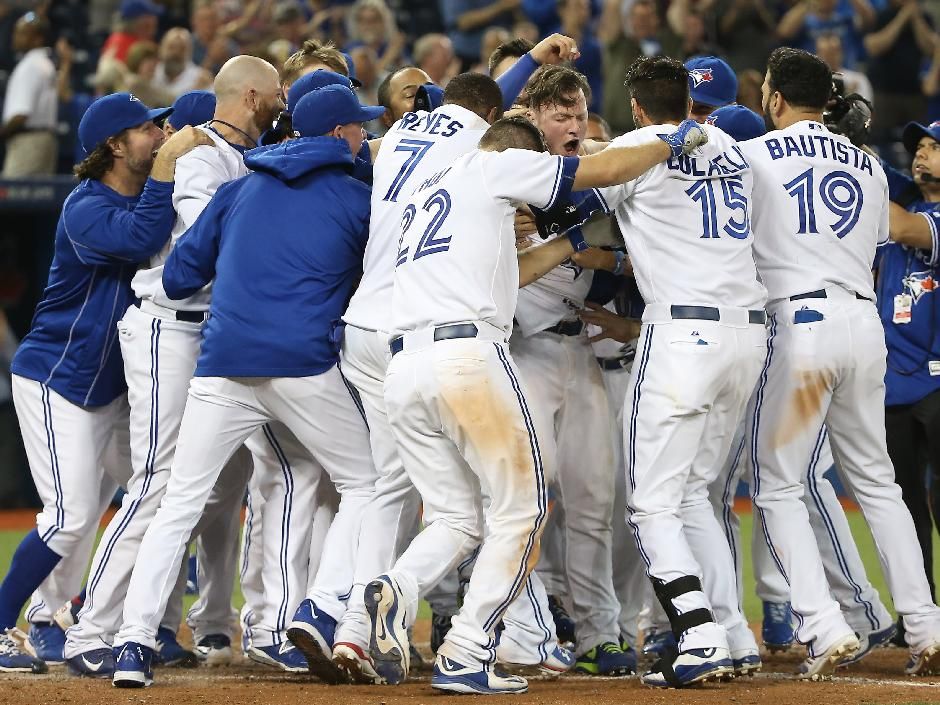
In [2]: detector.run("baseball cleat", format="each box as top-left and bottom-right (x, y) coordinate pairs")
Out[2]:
(498, 642), (575, 677)
(66, 647), (114, 678)
(53, 598), (83, 632)
(641, 646), (733, 687)
(642, 628), (678, 660)
(575, 641), (636, 676)
(286, 598), (346, 684)
(246, 641), (308, 673)
(194, 633), (233, 666)
(762, 601), (794, 653)
(0, 628), (47, 673)
(185, 555), (199, 595)
(905, 641), (940, 676)
(840, 624), (897, 667)
(798, 633), (859, 680)
(730, 650), (762, 678)
(619, 639), (639, 674)
(432, 654), (528, 694)
(430, 612), (452, 654)
(365, 575), (411, 685)
(112, 642), (154, 688)
(332, 641), (382, 684)
(547, 595), (576, 646)
(27, 622), (66, 664)
(153, 626), (197, 668)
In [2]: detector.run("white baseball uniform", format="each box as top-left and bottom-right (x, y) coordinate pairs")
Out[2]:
(742, 120), (940, 655)
(66, 127), (254, 659)
(594, 123), (767, 656)
(383, 147), (577, 666)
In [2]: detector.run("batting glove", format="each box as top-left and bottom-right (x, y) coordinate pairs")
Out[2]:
(658, 119), (708, 158)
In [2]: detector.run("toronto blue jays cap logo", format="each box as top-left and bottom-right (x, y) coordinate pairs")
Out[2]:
(689, 68), (713, 87)
(903, 270), (937, 303)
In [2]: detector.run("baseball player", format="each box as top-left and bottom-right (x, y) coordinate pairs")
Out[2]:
(743, 46), (940, 678)
(685, 56), (738, 122)
(585, 56), (769, 687)
(363, 114), (706, 694)
(0, 92), (208, 674)
(511, 64), (632, 676)
(63, 57), (285, 676)
(110, 84), (384, 688)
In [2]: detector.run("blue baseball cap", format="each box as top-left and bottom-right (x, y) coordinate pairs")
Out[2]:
(78, 92), (172, 154)
(685, 56), (737, 109)
(341, 52), (363, 88)
(120, 0), (164, 20)
(292, 85), (386, 137)
(903, 120), (940, 154)
(167, 90), (216, 130)
(287, 70), (353, 113)
(414, 83), (444, 112)
(707, 104), (765, 142)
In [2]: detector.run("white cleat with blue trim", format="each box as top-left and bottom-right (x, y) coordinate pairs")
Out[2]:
(432, 655), (529, 694)
(364, 574), (411, 685)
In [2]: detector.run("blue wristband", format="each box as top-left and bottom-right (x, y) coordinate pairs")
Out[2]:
(612, 250), (626, 276)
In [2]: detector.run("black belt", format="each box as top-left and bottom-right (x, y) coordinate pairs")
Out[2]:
(134, 300), (207, 323)
(597, 355), (632, 371)
(389, 323), (479, 357)
(789, 289), (871, 302)
(543, 319), (584, 336)
(670, 305), (767, 325)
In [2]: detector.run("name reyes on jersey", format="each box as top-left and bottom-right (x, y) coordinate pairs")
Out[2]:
(764, 134), (874, 175)
(666, 144), (749, 177)
(398, 111), (465, 138)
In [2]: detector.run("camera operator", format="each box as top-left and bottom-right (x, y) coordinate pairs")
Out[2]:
(874, 119), (940, 643)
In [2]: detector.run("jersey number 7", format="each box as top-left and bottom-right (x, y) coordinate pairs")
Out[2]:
(383, 139), (434, 203)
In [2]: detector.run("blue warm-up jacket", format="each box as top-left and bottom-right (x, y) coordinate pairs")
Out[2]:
(11, 178), (175, 406)
(163, 136), (370, 378)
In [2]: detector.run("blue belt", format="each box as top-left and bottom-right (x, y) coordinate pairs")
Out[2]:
(789, 289), (871, 302)
(389, 323), (479, 357)
(669, 305), (766, 325)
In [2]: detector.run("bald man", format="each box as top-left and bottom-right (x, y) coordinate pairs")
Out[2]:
(62, 56), (286, 678)
(1, 12), (57, 177)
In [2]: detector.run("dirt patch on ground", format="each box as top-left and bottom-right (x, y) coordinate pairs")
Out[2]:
(2, 636), (938, 705)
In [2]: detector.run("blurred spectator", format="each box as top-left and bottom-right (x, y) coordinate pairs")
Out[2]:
(522, 0), (600, 36)
(100, 0), (162, 64)
(386, 0), (445, 41)
(347, 0), (407, 73)
(0, 308), (28, 508)
(472, 26), (510, 71)
(349, 45), (381, 105)
(413, 32), (459, 85)
(440, 0), (520, 68)
(816, 32), (873, 103)
(376, 65), (431, 127)
(281, 38), (350, 90)
(601, 0), (679, 134)
(122, 40), (176, 106)
(865, 0), (938, 142)
(488, 36), (534, 79)
(710, 0), (776, 72)
(152, 27), (213, 99)
(777, 0), (876, 69)
(559, 0), (603, 112)
(922, 43), (940, 121)
(513, 18), (540, 43)
(677, 9), (721, 59)
(1, 12), (58, 178)
(191, 0), (238, 73)
(273, 1), (308, 54)
(735, 67), (764, 113)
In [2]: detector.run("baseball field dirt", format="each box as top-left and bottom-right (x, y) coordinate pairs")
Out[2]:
(2, 622), (938, 705)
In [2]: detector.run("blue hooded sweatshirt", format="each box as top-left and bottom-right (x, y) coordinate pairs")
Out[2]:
(11, 178), (175, 406)
(162, 136), (370, 378)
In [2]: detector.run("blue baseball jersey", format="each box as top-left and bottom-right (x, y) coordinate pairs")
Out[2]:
(163, 136), (370, 378)
(11, 177), (176, 406)
(877, 162), (940, 406)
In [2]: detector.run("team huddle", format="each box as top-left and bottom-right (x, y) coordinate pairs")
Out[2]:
(0, 29), (938, 696)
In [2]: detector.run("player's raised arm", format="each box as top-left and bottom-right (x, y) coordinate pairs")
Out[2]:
(571, 118), (707, 191)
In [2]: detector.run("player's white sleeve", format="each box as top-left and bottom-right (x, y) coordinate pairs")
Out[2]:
(482, 149), (579, 209)
(172, 146), (231, 231)
(589, 133), (646, 213)
(877, 180), (891, 248)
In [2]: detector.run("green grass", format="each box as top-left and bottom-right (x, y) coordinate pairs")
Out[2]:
(0, 511), (938, 626)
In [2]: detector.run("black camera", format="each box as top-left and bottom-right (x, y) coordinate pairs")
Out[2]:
(824, 74), (873, 147)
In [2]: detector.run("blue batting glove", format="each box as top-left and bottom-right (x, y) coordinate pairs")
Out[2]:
(658, 119), (709, 158)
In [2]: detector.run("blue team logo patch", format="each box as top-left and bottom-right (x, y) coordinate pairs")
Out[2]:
(903, 270), (938, 303)
(689, 68), (713, 87)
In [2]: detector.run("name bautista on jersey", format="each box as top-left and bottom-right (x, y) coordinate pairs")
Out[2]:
(764, 133), (874, 175)
(666, 144), (749, 177)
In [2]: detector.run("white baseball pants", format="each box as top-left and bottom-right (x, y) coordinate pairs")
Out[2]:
(384, 331), (548, 666)
(750, 289), (940, 655)
(625, 306), (766, 653)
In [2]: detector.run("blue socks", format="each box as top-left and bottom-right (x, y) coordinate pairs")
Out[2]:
(0, 529), (62, 630)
